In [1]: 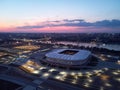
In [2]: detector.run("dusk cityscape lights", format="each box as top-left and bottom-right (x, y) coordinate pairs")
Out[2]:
(0, 0), (120, 90)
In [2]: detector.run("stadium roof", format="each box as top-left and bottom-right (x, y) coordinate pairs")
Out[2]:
(45, 49), (91, 61)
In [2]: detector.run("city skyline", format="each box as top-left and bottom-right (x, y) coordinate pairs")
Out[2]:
(0, 0), (120, 33)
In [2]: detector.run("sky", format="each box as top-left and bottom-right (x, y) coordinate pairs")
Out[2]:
(0, 0), (120, 33)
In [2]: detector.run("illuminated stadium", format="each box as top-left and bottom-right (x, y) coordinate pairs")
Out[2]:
(43, 49), (91, 67)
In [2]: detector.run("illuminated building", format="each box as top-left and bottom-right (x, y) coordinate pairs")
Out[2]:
(43, 49), (91, 68)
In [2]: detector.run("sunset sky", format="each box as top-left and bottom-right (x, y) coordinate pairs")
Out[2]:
(0, 0), (120, 33)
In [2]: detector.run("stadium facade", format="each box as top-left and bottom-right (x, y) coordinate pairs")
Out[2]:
(43, 49), (91, 67)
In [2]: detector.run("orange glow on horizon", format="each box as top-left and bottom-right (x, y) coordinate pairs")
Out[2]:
(0, 25), (83, 33)
(0, 24), (116, 33)
(14, 26), (82, 33)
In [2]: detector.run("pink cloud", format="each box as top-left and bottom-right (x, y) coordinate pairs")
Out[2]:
(0, 19), (120, 33)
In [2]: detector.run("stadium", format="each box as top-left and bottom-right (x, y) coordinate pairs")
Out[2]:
(42, 49), (92, 68)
